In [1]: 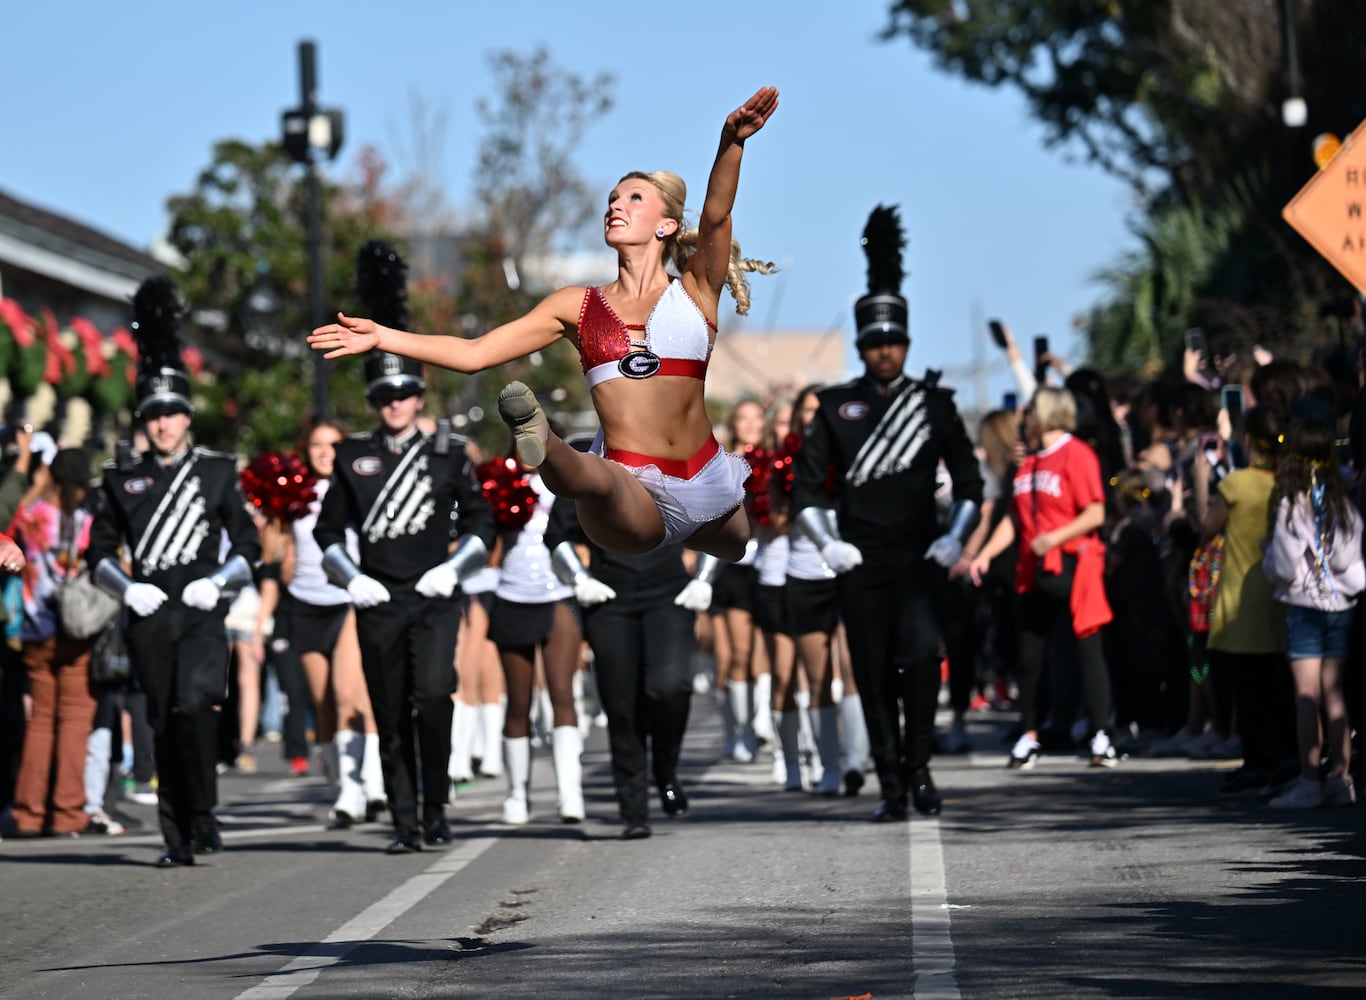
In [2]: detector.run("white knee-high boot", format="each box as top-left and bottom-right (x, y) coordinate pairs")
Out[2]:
(728, 682), (755, 762)
(502, 736), (530, 824)
(840, 693), (871, 779)
(332, 731), (367, 824)
(532, 688), (553, 748)
(551, 725), (585, 823)
(774, 710), (803, 790)
(812, 706), (843, 795)
(479, 699), (506, 777)
(449, 700), (475, 783)
(752, 673), (774, 744)
(361, 732), (387, 812)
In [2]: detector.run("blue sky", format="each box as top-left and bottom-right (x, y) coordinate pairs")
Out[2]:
(3, 1), (1137, 413)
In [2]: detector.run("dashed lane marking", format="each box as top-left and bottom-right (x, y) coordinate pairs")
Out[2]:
(910, 818), (960, 999)
(233, 835), (499, 1000)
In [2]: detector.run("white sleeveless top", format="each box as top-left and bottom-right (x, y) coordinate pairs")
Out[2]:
(289, 478), (357, 607)
(494, 475), (573, 604)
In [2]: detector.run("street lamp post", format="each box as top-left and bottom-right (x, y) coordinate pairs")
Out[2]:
(282, 40), (344, 418)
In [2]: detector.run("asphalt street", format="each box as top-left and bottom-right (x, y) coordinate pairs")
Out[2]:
(2, 696), (1363, 999)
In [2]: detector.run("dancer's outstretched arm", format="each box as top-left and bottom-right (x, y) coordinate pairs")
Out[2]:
(687, 86), (779, 308)
(309, 285), (583, 373)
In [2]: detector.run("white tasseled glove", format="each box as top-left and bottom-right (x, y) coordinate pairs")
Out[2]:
(673, 579), (713, 613)
(415, 563), (458, 599)
(574, 576), (617, 607)
(924, 534), (964, 569)
(821, 541), (864, 574)
(347, 575), (392, 608)
(180, 577), (221, 611)
(124, 583), (169, 617)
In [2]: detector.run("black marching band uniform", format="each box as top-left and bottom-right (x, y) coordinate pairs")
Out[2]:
(314, 241), (496, 854)
(89, 276), (261, 865)
(543, 482), (695, 840)
(791, 206), (982, 820)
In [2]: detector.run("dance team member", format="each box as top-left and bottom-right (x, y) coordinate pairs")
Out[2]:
(310, 87), (781, 561)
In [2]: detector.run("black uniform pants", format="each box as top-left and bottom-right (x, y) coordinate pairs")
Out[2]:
(584, 597), (694, 824)
(125, 604), (229, 849)
(356, 593), (461, 835)
(836, 547), (944, 802)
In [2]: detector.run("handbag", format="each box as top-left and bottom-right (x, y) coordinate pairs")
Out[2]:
(1187, 535), (1223, 635)
(54, 567), (123, 640)
(88, 615), (131, 685)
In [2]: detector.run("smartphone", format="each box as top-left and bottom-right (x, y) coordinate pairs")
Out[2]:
(1185, 328), (1205, 353)
(1033, 336), (1049, 363)
(1221, 383), (1244, 425)
(1003, 391), (1018, 412)
(988, 319), (1008, 349)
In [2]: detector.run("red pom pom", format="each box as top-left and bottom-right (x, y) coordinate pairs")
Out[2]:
(478, 456), (539, 531)
(240, 452), (317, 523)
(741, 444), (773, 526)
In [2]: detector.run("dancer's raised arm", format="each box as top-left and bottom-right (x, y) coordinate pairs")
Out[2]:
(688, 86), (779, 307)
(308, 285), (583, 374)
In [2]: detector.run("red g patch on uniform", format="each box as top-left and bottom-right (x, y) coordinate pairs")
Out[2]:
(123, 477), (154, 494)
(352, 456), (383, 476)
(838, 401), (869, 420)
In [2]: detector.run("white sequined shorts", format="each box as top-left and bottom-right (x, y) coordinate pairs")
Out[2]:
(591, 432), (750, 546)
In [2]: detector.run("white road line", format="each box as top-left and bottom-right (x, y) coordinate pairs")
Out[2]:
(910, 818), (960, 1000)
(234, 836), (499, 1000)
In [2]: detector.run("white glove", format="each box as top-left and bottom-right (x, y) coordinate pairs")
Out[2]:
(821, 541), (864, 574)
(180, 577), (221, 610)
(347, 574), (392, 608)
(124, 582), (168, 617)
(673, 579), (713, 613)
(415, 563), (458, 599)
(574, 576), (617, 607)
(924, 534), (964, 569)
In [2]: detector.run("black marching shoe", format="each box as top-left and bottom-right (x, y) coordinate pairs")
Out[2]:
(192, 818), (223, 855)
(423, 818), (453, 847)
(156, 844), (196, 867)
(871, 797), (909, 823)
(659, 781), (688, 817)
(622, 821), (653, 841)
(385, 831), (424, 855)
(843, 769), (865, 797)
(910, 767), (943, 816)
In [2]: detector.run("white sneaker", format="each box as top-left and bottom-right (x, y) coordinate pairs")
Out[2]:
(1090, 731), (1118, 768)
(1008, 735), (1039, 770)
(1268, 776), (1324, 809)
(502, 797), (530, 825)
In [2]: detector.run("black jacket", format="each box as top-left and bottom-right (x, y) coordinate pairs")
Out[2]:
(792, 373), (982, 550)
(315, 428), (495, 589)
(88, 446), (261, 594)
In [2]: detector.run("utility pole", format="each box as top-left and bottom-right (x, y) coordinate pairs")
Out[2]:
(282, 41), (344, 418)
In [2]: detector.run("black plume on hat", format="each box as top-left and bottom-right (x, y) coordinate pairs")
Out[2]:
(356, 240), (424, 399)
(356, 239), (411, 330)
(131, 275), (193, 418)
(854, 204), (910, 348)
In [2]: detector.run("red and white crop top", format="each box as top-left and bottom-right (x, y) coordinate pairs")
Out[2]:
(577, 281), (716, 389)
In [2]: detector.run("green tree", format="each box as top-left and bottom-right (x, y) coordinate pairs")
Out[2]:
(883, 1), (1366, 364)
(161, 47), (615, 457)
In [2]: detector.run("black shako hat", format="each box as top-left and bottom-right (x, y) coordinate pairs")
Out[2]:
(356, 239), (425, 400)
(853, 204), (910, 349)
(131, 275), (193, 420)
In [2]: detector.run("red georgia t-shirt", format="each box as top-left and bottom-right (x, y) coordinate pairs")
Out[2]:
(1010, 434), (1104, 592)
